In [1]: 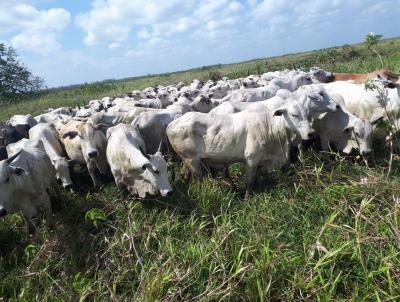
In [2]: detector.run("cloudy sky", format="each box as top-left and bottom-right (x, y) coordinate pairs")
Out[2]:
(0, 0), (399, 87)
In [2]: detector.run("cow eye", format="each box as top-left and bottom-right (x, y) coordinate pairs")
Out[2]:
(154, 169), (160, 174)
(319, 92), (324, 96)
(5, 177), (9, 183)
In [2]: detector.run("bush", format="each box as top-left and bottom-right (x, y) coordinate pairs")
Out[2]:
(209, 70), (224, 81)
(0, 43), (45, 104)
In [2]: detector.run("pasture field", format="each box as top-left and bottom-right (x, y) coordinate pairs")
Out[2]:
(1, 39), (400, 301)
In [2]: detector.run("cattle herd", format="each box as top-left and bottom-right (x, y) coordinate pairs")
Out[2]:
(0, 67), (399, 234)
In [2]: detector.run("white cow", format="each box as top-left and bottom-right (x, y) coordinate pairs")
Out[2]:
(242, 75), (260, 88)
(318, 81), (400, 120)
(211, 87), (339, 120)
(88, 111), (135, 127)
(220, 73), (314, 103)
(59, 121), (108, 189)
(312, 94), (378, 154)
(29, 123), (73, 188)
(167, 102), (315, 199)
(8, 114), (37, 128)
(134, 90), (173, 109)
(1, 141), (55, 234)
(8, 114), (37, 137)
(190, 94), (219, 113)
(132, 102), (193, 154)
(106, 124), (173, 197)
(316, 81), (400, 142)
(35, 109), (74, 124)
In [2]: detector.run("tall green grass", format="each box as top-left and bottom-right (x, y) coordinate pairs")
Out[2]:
(0, 38), (400, 301)
(1, 153), (400, 300)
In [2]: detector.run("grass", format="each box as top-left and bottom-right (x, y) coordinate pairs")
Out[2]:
(1, 38), (400, 301)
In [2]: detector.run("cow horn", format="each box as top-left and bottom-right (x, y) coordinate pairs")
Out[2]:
(157, 139), (163, 153)
(6, 150), (22, 164)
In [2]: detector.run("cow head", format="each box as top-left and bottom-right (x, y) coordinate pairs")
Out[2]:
(62, 123), (106, 161)
(342, 116), (379, 155)
(296, 87), (340, 119)
(0, 151), (25, 217)
(375, 74), (400, 89)
(242, 76), (259, 88)
(53, 157), (73, 188)
(191, 94), (216, 113)
(310, 67), (334, 83)
(157, 91), (169, 100)
(208, 84), (230, 99)
(273, 101), (315, 141)
(140, 151), (173, 197)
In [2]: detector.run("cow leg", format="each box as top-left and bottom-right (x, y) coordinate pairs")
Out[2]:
(87, 161), (100, 189)
(244, 159), (258, 200)
(320, 136), (330, 151)
(320, 137), (330, 159)
(24, 216), (36, 235)
(184, 158), (203, 181)
(180, 162), (191, 180)
(297, 143), (304, 160)
(224, 167), (231, 179)
(42, 193), (54, 230)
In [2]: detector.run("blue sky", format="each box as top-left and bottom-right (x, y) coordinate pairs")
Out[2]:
(0, 0), (399, 87)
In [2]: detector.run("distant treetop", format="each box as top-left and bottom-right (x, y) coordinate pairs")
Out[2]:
(0, 43), (45, 103)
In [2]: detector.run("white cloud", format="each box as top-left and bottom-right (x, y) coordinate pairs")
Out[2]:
(76, 0), (245, 46)
(76, 0), (195, 45)
(0, 1), (70, 55)
(11, 32), (61, 55)
(108, 42), (121, 49)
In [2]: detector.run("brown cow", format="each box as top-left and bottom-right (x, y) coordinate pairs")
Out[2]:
(331, 69), (400, 86)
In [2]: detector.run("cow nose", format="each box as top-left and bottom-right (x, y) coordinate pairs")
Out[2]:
(361, 150), (371, 156)
(167, 190), (174, 197)
(0, 208), (7, 217)
(308, 131), (316, 139)
(88, 150), (98, 158)
(64, 183), (73, 190)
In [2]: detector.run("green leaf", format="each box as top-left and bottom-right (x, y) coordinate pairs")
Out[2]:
(85, 208), (107, 228)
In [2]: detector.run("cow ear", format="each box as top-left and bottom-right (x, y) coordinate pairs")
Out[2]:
(94, 123), (109, 131)
(6, 150), (22, 164)
(106, 128), (113, 141)
(343, 126), (353, 133)
(62, 131), (78, 139)
(370, 115), (384, 125)
(273, 108), (287, 116)
(10, 166), (25, 176)
(151, 165), (160, 174)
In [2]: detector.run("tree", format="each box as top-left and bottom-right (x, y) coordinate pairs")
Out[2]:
(365, 32), (384, 69)
(0, 43), (45, 103)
